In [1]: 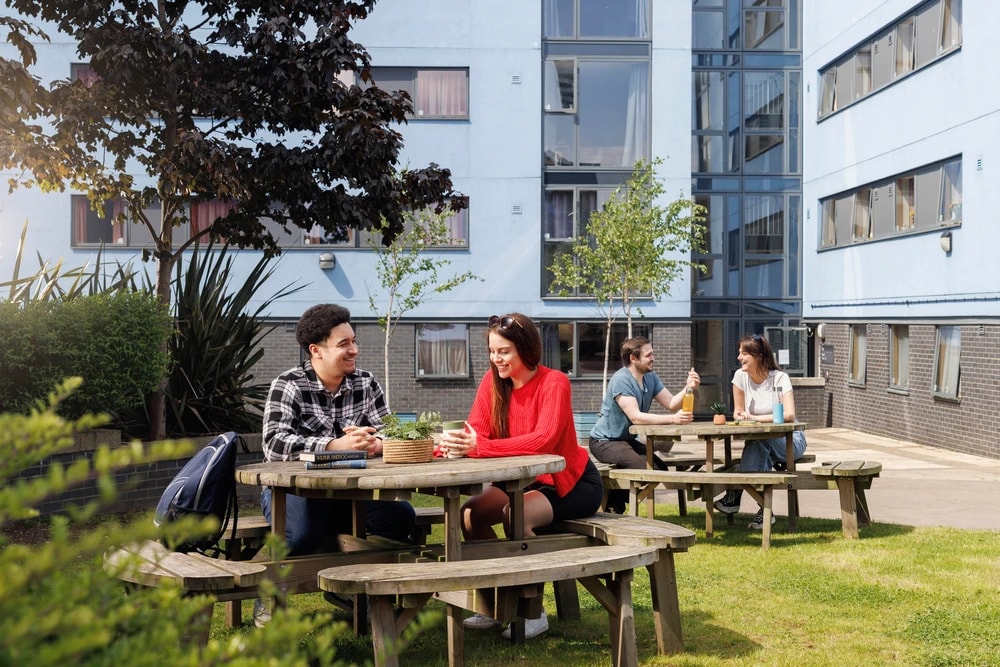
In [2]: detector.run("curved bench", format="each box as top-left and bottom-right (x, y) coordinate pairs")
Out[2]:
(318, 544), (658, 667)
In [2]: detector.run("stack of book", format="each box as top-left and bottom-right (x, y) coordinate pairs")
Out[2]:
(300, 449), (368, 469)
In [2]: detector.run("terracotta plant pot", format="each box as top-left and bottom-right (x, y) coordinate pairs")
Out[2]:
(713, 414), (727, 425)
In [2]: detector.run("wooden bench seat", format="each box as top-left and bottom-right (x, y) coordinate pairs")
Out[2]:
(546, 512), (696, 655)
(219, 507), (447, 625)
(105, 540), (267, 643)
(807, 460), (881, 539)
(318, 544), (659, 667)
(609, 469), (796, 548)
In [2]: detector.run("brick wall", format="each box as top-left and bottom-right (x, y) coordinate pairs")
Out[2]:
(820, 323), (998, 460)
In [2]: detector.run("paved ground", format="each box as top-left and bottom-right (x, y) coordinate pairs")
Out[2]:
(654, 427), (1000, 531)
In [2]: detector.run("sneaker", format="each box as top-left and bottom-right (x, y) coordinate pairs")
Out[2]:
(714, 489), (742, 514)
(252, 597), (271, 628)
(501, 610), (549, 640)
(464, 613), (500, 630)
(748, 509), (776, 530)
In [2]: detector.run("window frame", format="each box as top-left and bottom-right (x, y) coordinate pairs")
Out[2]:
(541, 321), (651, 378)
(848, 324), (867, 388)
(364, 66), (470, 120)
(888, 324), (910, 393)
(931, 325), (961, 400)
(415, 323), (471, 379)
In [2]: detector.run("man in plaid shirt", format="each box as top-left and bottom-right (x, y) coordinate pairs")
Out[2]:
(260, 303), (416, 556)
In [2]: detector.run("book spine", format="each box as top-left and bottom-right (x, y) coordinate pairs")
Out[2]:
(301, 450), (367, 462)
(305, 459), (368, 470)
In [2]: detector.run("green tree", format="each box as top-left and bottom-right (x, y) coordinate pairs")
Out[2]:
(549, 158), (706, 391)
(1, 1), (464, 438)
(0, 379), (348, 666)
(366, 210), (480, 406)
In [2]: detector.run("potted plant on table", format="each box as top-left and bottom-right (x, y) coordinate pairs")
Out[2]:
(379, 411), (441, 463)
(710, 402), (728, 425)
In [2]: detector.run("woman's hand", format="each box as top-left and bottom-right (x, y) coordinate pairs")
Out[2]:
(733, 410), (756, 422)
(440, 423), (477, 458)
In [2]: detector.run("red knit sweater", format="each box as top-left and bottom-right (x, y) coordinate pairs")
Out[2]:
(467, 365), (589, 497)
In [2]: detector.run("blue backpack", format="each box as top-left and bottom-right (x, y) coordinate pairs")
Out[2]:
(154, 431), (246, 554)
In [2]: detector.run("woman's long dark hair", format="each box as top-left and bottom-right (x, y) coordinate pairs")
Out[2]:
(487, 313), (541, 439)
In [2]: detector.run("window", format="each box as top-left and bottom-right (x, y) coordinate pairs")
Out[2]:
(939, 157), (962, 223)
(889, 325), (910, 392)
(71, 196), (193, 247)
(544, 0), (650, 39)
(540, 321), (650, 377)
(319, 204), (470, 249)
(366, 67), (469, 119)
(848, 324), (867, 387)
(819, 156), (961, 249)
(818, 0), (962, 119)
(544, 59), (649, 168)
(543, 187), (616, 295)
(416, 324), (469, 378)
(932, 325), (961, 399)
(71, 63), (98, 87)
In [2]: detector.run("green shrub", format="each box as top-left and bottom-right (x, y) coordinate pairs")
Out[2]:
(0, 380), (348, 666)
(0, 292), (171, 419)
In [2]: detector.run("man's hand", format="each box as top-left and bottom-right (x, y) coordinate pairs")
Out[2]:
(685, 367), (701, 389)
(674, 410), (694, 424)
(328, 425), (381, 456)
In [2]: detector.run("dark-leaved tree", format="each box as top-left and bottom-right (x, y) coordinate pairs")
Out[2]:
(1, 1), (465, 438)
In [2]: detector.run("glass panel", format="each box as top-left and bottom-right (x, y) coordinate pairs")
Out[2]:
(416, 324), (469, 378)
(744, 134), (785, 174)
(940, 158), (962, 223)
(895, 175), (915, 231)
(543, 241), (573, 295)
(544, 190), (575, 239)
(940, 0), (962, 51)
(744, 71), (784, 130)
(414, 69), (468, 118)
(544, 114), (576, 166)
(370, 67), (415, 99)
(695, 193), (725, 254)
(744, 9), (785, 50)
(933, 326), (961, 398)
(72, 196), (124, 245)
(895, 18), (915, 76)
(543, 0), (574, 38)
(576, 322), (650, 377)
(577, 61), (649, 168)
(693, 258), (724, 297)
(579, 0), (649, 38)
(821, 199), (836, 247)
(744, 194), (784, 254)
(693, 135), (724, 173)
(743, 257), (785, 298)
(852, 188), (872, 241)
(693, 71), (726, 131)
(544, 59), (576, 112)
(848, 325), (867, 385)
(540, 322), (574, 374)
(260, 217), (304, 247)
(855, 47), (872, 97)
(693, 11), (726, 49)
(787, 194), (800, 297)
(890, 324), (910, 389)
(819, 67), (836, 116)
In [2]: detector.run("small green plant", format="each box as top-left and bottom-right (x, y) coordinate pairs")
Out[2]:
(710, 402), (727, 415)
(380, 412), (441, 440)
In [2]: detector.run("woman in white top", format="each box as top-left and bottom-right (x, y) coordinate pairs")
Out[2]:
(715, 334), (807, 529)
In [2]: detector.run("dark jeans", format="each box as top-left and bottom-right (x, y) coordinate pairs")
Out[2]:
(261, 487), (416, 556)
(588, 437), (664, 510)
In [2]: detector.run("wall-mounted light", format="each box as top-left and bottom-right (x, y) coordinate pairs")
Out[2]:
(939, 231), (952, 254)
(318, 252), (336, 270)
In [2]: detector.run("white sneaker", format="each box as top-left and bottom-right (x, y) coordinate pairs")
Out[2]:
(463, 613), (499, 629)
(252, 597), (271, 628)
(501, 610), (549, 640)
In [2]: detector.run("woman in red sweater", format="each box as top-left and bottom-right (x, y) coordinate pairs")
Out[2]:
(441, 312), (603, 637)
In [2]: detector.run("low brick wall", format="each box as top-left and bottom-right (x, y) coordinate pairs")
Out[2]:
(20, 431), (265, 517)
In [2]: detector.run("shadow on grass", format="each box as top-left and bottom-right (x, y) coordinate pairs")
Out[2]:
(657, 506), (914, 549)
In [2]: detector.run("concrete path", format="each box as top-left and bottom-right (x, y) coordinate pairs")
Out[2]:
(655, 427), (1000, 531)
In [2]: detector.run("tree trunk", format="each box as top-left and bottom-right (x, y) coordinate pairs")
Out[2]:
(147, 209), (176, 441)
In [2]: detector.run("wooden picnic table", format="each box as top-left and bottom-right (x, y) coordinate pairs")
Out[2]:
(629, 422), (807, 532)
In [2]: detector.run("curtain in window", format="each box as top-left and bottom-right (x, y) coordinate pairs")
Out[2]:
(416, 70), (467, 117)
(935, 327), (960, 395)
(621, 63), (649, 166)
(545, 191), (574, 239)
(191, 199), (235, 237)
(74, 197), (89, 243)
(543, 0), (571, 38)
(443, 209), (467, 244)
(417, 325), (468, 376)
(634, 0), (649, 38)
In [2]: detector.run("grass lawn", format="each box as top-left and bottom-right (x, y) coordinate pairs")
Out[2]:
(212, 500), (1000, 666)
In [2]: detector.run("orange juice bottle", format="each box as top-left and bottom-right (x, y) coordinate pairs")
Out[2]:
(682, 387), (695, 412)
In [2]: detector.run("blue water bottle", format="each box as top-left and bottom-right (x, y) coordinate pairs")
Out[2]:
(772, 389), (785, 424)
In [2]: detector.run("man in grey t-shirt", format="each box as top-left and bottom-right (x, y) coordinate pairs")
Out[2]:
(589, 337), (699, 513)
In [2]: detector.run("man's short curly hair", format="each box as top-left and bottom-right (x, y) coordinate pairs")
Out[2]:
(295, 304), (351, 354)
